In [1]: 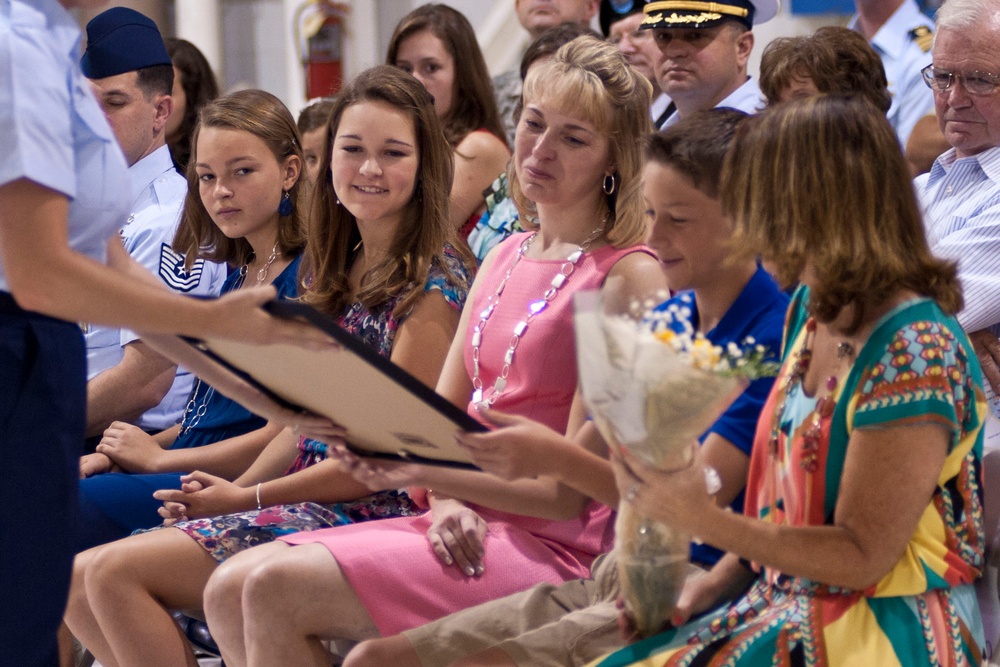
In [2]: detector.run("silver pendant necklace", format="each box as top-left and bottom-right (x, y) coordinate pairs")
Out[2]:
(236, 242), (280, 288)
(471, 220), (606, 408)
(179, 378), (214, 436)
(184, 242), (279, 434)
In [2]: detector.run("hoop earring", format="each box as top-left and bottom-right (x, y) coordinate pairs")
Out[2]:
(602, 174), (616, 196)
(278, 190), (294, 216)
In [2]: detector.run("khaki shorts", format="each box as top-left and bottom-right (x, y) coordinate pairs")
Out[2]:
(406, 552), (621, 667)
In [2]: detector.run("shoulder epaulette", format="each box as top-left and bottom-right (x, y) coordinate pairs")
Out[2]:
(909, 25), (933, 53)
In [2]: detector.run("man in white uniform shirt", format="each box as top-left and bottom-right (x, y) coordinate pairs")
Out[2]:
(914, 0), (1000, 399)
(80, 8), (225, 445)
(641, 0), (778, 129)
(850, 0), (934, 148)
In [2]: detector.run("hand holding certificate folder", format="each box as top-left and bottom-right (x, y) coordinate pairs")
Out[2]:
(143, 300), (483, 468)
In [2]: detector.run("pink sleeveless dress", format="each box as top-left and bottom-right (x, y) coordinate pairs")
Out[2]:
(281, 232), (653, 636)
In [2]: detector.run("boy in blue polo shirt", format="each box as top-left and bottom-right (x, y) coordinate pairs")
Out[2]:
(343, 108), (790, 667)
(642, 109), (789, 568)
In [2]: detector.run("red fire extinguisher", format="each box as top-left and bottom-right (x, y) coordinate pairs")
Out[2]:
(295, 1), (349, 99)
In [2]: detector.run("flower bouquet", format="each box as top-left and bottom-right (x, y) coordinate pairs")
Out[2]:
(574, 290), (777, 637)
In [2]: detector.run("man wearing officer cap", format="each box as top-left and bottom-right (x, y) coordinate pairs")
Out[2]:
(641, 0), (779, 129)
(600, 1), (674, 128)
(78, 8), (225, 462)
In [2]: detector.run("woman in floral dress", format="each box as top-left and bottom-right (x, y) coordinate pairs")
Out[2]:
(64, 66), (475, 667)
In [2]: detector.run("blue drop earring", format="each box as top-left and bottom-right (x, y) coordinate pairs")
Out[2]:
(278, 190), (294, 217)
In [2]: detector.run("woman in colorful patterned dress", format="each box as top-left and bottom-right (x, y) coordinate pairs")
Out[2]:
(200, 35), (667, 667)
(64, 66), (475, 667)
(591, 95), (986, 667)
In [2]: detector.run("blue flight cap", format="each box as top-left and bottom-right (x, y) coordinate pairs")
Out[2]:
(80, 7), (171, 79)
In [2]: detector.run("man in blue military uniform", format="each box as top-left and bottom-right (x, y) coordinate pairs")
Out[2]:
(639, 0), (779, 129)
(850, 0), (935, 147)
(79, 8), (226, 451)
(1, 2), (325, 662)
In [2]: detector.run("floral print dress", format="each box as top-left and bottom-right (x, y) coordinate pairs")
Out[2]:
(164, 245), (473, 562)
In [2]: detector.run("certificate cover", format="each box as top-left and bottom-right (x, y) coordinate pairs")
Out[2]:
(145, 300), (483, 469)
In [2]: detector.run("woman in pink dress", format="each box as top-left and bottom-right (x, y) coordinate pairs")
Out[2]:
(202, 36), (667, 666)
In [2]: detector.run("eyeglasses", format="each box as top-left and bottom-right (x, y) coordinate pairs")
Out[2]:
(608, 29), (652, 47)
(921, 65), (1000, 96)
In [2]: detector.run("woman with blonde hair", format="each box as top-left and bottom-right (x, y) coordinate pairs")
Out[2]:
(201, 35), (666, 666)
(65, 67), (475, 667)
(591, 94), (985, 667)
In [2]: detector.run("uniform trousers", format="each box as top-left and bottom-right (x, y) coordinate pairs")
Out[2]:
(0, 292), (86, 666)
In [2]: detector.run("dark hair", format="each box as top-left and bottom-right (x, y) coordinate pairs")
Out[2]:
(164, 38), (220, 171)
(386, 3), (505, 148)
(173, 89), (306, 270)
(135, 63), (174, 98)
(760, 27), (891, 113)
(520, 22), (601, 81)
(305, 65), (475, 318)
(297, 98), (336, 135)
(722, 95), (962, 331)
(645, 108), (748, 198)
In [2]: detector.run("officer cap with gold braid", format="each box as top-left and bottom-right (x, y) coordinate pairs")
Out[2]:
(640, 0), (780, 31)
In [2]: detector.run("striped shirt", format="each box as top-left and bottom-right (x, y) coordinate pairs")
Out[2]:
(916, 145), (1000, 336)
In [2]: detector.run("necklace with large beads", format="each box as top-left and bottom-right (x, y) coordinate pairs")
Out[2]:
(470, 222), (606, 409)
(769, 317), (853, 473)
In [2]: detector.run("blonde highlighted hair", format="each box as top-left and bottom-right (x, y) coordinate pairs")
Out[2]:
(509, 35), (653, 248)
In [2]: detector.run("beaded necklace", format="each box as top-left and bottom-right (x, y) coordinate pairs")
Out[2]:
(768, 317), (854, 473)
(471, 221), (606, 409)
(764, 316), (854, 538)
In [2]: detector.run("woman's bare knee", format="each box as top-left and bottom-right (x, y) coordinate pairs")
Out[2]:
(241, 544), (379, 642)
(204, 540), (291, 618)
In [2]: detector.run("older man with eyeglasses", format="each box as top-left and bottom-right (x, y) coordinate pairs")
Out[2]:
(915, 0), (1000, 416)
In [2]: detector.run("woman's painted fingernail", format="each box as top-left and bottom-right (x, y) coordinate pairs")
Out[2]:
(465, 566), (475, 576)
(475, 565), (484, 576)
